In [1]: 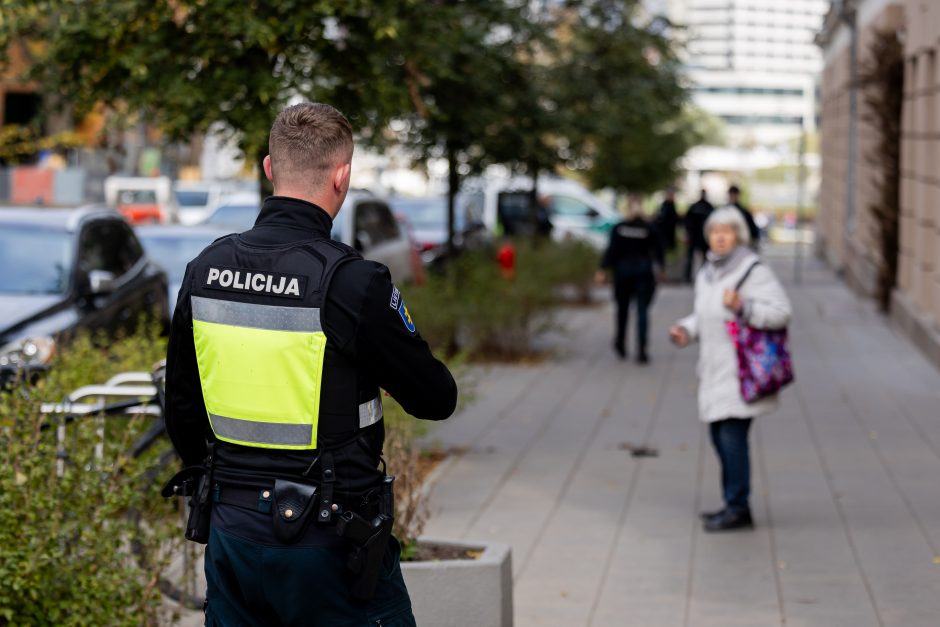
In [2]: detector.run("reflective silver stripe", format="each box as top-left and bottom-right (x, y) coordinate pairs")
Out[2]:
(192, 296), (321, 333)
(209, 413), (313, 447)
(359, 397), (383, 429)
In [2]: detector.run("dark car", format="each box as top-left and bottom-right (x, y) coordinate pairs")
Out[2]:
(0, 207), (169, 385)
(136, 224), (229, 312)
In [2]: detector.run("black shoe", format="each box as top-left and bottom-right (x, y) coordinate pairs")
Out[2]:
(636, 350), (649, 365)
(613, 342), (626, 360)
(703, 509), (754, 532)
(699, 508), (724, 521)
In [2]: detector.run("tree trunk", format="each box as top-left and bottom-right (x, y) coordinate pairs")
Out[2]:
(528, 161), (540, 240)
(445, 143), (459, 257)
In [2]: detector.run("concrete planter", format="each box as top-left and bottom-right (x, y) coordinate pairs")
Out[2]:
(402, 538), (513, 627)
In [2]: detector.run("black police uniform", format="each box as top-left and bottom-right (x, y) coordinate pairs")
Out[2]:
(684, 197), (714, 282)
(600, 217), (664, 361)
(732, 201), (761, 248)
(653, 199), (679, 252)
(165, 196), (458, 626)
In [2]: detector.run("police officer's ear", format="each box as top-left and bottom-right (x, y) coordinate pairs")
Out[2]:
(263, 155), (275, 184)
(332, 162), (351, 194)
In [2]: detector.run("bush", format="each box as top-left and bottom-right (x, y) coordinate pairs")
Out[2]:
(0, 329), (181, 625)
(405, 238), (599, 359)
(530, 238), (599, 304)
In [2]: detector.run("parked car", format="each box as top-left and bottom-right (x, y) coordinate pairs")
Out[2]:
(174, 182), (259, 225)
(104, 176), (178, 224)
(136, 224), (230, 312)
(389, 194), (491, 266)
(477, 177), (620, 249)
(333, 191), (419, 283)
(199, 191), (263, 230)
(0, 207), (169, 386)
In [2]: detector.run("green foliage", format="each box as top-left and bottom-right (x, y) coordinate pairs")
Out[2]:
(0, 1), (417, 177)
(553, 0), (700, 193)
(405, 239), (598, 360)
(0, 329), (181, 625)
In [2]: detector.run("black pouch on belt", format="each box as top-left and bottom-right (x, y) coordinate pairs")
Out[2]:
(272, 478), (318, 543)
(161, 445), (215, 545)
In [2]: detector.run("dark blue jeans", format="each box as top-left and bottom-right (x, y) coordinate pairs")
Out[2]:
(709, 418), (753, 513)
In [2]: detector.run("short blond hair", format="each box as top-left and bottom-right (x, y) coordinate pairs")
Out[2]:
(705, 206), (751, 246)
(268, 103), (353, 190)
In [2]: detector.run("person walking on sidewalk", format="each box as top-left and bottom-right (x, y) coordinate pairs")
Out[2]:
(684, 189), (714, 283)
(728, 184), (761, 249)
(669, 206), (791, 532)
(596, 195), (664, 364)
(653, 186), (680, 254)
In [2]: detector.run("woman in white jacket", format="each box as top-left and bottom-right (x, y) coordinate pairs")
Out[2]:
(670, 207), (791, 532)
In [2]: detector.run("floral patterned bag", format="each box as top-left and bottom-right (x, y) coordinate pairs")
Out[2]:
(726, 262), (794, 403)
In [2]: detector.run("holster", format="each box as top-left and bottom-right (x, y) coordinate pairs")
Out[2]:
(161, 444), (215, 545)
(336, 475), (396, 602)
(272, 478), (318, 544)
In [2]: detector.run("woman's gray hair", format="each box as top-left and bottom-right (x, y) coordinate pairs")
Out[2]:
(704, 206), (751, 246)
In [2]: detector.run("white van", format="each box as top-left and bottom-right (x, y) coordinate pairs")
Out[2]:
(479, 177), (620, 249)
(104, 176), (177, 225)
(173, 180), (257, 225)
(333, 190), (419, 283)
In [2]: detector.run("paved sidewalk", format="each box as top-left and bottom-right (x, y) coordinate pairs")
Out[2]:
(422, 247), (940, 627)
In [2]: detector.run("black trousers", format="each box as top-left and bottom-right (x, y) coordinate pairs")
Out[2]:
(613, 271), (656, 352)
(685, 243), (708, 283)
(204, 504), (416, 626)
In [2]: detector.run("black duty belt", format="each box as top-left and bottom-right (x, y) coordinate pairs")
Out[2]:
(213, 482), (381, 522)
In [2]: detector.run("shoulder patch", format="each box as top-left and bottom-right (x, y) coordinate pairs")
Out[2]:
(390, 286), (401, 311)
(397, 299), (416, 333)
(203, 266), (306, 299)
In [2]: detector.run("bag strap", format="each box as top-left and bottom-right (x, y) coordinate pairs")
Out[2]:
(734, 261), (761, 292)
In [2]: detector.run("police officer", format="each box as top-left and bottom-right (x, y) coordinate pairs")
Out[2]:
(596, 195), (664, 364)
(728, 184), (761, 248)
(164, 103), (458, 626)
(684, 189), (714, 283)
(653, 186), (680, 253)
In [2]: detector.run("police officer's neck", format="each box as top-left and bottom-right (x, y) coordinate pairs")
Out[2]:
(272, 188), (340, 218)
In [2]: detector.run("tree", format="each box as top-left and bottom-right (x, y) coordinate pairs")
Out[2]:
(379, 0), (539, 252)
(553, 0), (699, 195)
(0, 1), (413, 192)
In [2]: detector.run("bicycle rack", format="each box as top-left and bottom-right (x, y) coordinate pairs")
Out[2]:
(40, 366), (165, 475)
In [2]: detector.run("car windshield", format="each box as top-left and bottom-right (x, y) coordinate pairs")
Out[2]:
(175, 190), (210, 207)
(137, 233), (215, 283)
(118, 189), (158, 204)
(393, 198), (466, 230)
(204, 204), (258, 230)
(0, 225), (72, 294)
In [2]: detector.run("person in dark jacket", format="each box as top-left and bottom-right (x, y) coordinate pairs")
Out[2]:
(684, 189), (714, 283)
(596, 195), (664, 364)
(164, 103), (457, 625)
(654, 187), (680, 253)
(728, 184), (761, 248)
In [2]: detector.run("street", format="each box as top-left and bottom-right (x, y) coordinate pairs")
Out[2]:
(421, 246), (940, 627)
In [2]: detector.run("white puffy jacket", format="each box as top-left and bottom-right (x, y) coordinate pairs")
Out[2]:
(677, 249), (792, 423)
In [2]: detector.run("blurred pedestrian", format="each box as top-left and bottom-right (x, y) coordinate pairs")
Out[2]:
(654, 186), (680, 253)
(728, 184), (761, 248)
(669, 207), (791, 532)
(596, 195), (664, 364)
(684, 189), (714, 283)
